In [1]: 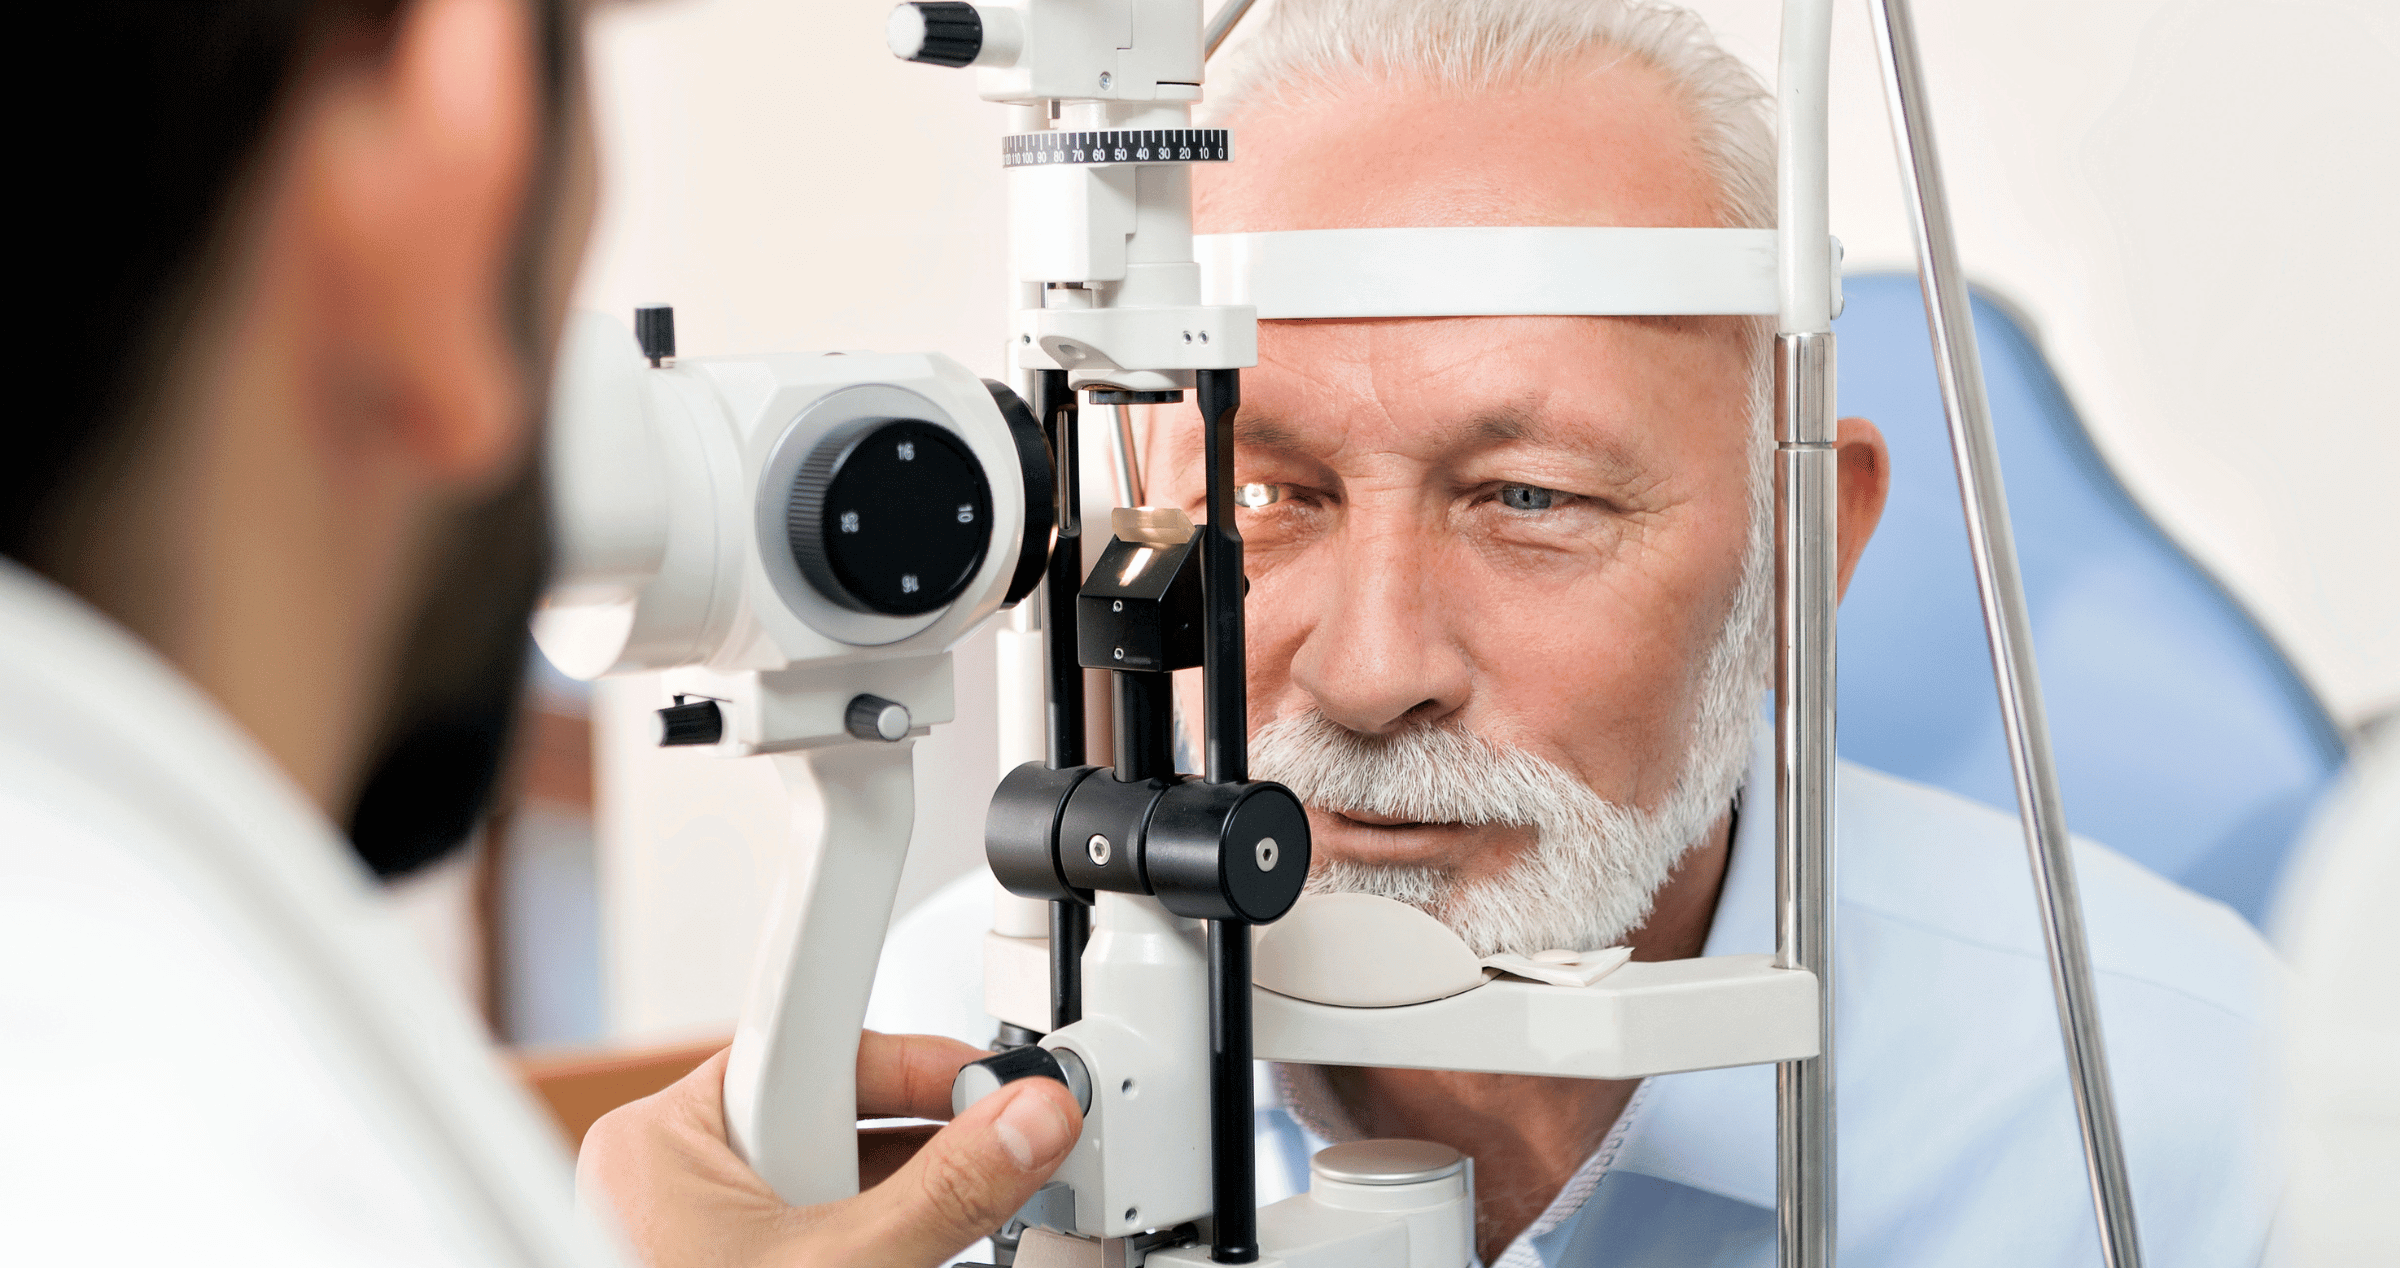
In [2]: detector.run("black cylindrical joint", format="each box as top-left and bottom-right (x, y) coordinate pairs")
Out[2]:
(634, 304), (675, 366)
(1056, 771), (1171, 894)
(888, 2), (983, 67)
(1145, 779), (1310, 923)
(986, 761), (1098, 902)
(1208, 919), (1259, 1263)
(653, 698), (721, 747)
(1113, 671), (1175, 782)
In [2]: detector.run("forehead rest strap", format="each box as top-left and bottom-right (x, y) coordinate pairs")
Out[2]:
(1196, 227), (1842, 320)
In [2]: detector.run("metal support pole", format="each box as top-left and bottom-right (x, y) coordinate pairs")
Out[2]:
(1775, 332), (1840, 1268)
(1110, 403), (1147, 507)
(1203, 0), (1258, 59)
(1865, 2), (2144, 1263)
(1773, 0), (1838, 1259)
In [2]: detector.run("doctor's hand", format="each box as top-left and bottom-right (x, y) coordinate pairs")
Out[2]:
(577, 1032), (1082, 1268)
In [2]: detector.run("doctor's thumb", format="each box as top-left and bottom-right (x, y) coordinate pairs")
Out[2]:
(852, 1076), (1082, 1264)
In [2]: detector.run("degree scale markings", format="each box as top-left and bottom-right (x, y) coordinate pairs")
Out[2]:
(1001, 128), (1232, 167)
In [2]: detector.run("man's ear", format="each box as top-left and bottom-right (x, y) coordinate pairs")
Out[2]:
(1834, 416), (1889, 599)
(300, 0), (540, 489)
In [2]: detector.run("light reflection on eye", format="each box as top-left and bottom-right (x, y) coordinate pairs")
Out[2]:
(1234, 483), (1282, 508)
(1499, 484), (1557, 512)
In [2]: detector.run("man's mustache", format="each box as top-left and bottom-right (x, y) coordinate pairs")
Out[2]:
(1250, 709), (1607, 836)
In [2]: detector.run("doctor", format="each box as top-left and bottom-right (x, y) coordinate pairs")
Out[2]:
(873, 0), (2280, 1264)
(3, 2), (1076, 1265)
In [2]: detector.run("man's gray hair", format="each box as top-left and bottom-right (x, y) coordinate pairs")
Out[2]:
(1203, 0), (1776, 233)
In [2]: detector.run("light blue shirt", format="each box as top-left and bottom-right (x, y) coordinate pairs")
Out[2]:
(869, 724), (2280, 1266)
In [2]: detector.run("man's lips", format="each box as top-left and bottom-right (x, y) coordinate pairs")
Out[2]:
(1306, 806), (1524, 870)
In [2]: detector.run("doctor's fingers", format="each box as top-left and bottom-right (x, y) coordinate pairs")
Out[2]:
(800, 1076), (1082, 1267)
(577, 1049), (791, 1265)
(855, 1030), (986, 1121)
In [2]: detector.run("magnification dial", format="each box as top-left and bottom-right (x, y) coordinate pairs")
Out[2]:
(787, 418), (994, 617)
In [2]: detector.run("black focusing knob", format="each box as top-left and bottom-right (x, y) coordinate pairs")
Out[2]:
(654, 697), (722, 747)
(952, 1044), (1091, 1115)
(788, 418), (994, 617)
(888, 2), (982, 67)
(846, 694), (913, 743)
(634, 304), (675, 366)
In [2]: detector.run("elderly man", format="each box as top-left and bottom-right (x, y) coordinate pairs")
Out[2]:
(872, 0), (2278, 1264)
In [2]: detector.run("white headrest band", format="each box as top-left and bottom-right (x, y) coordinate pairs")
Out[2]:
(1195, 227), (1841, 319)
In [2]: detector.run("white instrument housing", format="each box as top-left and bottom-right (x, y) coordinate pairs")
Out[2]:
(536, 311), (1031, 737)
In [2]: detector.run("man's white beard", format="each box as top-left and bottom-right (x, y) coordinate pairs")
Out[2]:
(1249, 528), (1772, 958)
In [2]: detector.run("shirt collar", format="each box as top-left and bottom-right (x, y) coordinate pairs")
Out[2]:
(1606, 720), (1781, 1209)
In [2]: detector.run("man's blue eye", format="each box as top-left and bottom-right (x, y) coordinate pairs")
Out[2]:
(1500, 484), (1556, 512)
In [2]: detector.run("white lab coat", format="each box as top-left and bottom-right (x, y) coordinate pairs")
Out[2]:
(869, 723), (2285, 1266)
(0, 563), (620, 1267)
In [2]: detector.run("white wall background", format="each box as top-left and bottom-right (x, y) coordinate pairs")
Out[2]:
(572, 0), (2398, 1040)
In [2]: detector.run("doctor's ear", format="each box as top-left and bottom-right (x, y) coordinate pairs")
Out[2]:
(291, 0), (544, 490)
(1834, 416), (1890, 599)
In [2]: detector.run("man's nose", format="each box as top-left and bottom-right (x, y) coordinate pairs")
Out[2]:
(1284, 522), (1472, 735)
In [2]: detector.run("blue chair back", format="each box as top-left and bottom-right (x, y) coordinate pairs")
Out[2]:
(1831, 275), (2346, 925)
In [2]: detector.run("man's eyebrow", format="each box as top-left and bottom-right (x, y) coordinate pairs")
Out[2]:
(1467, 403), (1654, 487)
(1466, 405), (1542, 446)
(1233, 415), (1308, 451)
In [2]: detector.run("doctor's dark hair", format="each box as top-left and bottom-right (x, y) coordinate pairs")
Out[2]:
(21, 2), (574, 880)
(11, 1), (569, 570)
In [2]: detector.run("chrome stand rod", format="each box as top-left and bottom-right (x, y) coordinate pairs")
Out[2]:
(1774, 334), (1840, 1268)
(1774, 0), (1838, 1261)
(1864, 1), (2144, 1262)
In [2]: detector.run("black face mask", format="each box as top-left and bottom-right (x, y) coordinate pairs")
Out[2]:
(345, 459), (551, 879)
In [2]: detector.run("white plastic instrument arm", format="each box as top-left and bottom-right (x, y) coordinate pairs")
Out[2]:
(723, 741), (918, 1205)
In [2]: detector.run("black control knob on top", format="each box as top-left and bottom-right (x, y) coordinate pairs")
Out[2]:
(654, 696), (721, 746)
(787, 418), (994, 617)
(886, 2), (983, 67)
(634, 304), (675, 367)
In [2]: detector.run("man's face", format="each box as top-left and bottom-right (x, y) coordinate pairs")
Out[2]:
(1150, 56), (1763, 944)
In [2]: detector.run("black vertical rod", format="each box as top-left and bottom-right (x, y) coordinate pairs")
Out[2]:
(1035, 369), (1089, 1031)
(1048, 901), (1086, 1032)
(1038, 370), (1086, 770)
(1198, 368), (1246, 786)
(1112, 671), (1175, 782)
(1207, 920), (1256, 1263)
(1196, 367), (1257, 1263)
